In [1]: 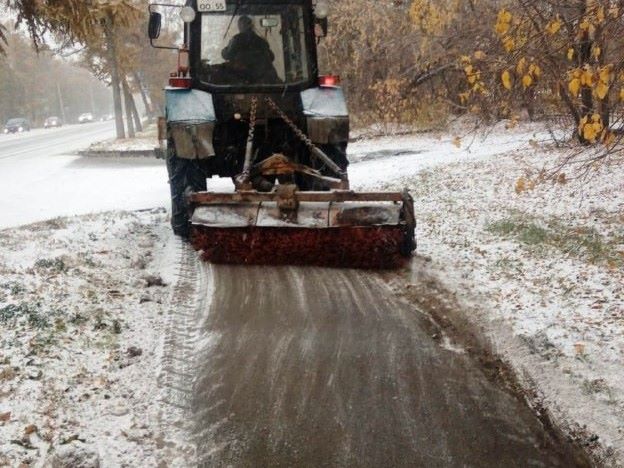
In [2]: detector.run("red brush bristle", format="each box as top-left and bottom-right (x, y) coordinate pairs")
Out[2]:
(190, 226), (409, 269)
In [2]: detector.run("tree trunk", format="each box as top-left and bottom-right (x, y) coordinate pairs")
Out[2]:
(133, 71), (154, 120)
(123, 75), (143, 133)
(104, 15), (125, 139)
(122, 77), (135, 138)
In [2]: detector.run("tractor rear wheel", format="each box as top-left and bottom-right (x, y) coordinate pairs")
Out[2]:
(166, 142), (208, 238)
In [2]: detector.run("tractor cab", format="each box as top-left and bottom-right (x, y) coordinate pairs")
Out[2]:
(194, 2), (314, 89)
(149, 0), (328, 92)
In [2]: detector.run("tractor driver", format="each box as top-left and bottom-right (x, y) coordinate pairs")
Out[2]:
(221, 16), (280, 84)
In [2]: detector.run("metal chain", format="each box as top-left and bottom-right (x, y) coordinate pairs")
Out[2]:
(237, 97), (259, 188)
(265, 97), (314, 148)
(265, 97), (347, 181)
(248, 96), (258, 142)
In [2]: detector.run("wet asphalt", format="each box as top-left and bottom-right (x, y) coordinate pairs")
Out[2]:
(192, 265), (587, 467)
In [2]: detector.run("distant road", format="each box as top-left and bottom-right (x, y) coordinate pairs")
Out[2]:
(0, 121), (169, 229)
(0, 122), (115, 161)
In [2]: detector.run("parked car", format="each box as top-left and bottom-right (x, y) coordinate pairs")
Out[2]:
(3, 118), (31, 134)
(44, 116), (63, 128)
(100, 113), (114, 122)
(78, 113), (95, 124)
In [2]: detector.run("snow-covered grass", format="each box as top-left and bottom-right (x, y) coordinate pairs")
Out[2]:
(354, 125), (623, 465)
(84, 124), (158, 153)
(0, 209), (188, 467)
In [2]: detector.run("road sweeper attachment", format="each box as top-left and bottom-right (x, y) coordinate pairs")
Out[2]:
(149, 0), (416, 268)
(189, 187), (415, 269)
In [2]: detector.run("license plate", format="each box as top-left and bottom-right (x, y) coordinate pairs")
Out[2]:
(197, 0), (226, 12)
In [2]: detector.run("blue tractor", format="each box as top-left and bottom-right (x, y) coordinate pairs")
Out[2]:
(148, 0), (415, 268)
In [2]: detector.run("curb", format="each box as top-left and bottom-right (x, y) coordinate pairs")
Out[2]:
(78, 149), (157, 158)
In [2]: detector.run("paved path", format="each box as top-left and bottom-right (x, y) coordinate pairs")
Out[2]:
(192, 265), (588, 467)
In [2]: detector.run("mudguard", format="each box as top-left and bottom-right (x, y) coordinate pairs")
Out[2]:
(301, 87), (350, 145)
(165, 88), (217, 159)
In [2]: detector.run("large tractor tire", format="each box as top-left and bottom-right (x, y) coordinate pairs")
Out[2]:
(166, 144), (208, 238)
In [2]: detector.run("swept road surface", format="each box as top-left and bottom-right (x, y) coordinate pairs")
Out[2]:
(192, 265), (588, 467)
(0, 122), (169, 229)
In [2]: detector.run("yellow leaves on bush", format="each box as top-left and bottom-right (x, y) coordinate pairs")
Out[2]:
(568, 65), (614, 100)
(452, 136), (461, 148)
(474, 50), (487, 60)
(592, 45), (602, 59)
(578, 114), (603, 143)
(472, 82), (486, 94)
(619, 88), (624, 101)
(567, 48), (575, 61)
(501, 60), (540, 91)
(579, 18), (593, 33)
(599, 66), (613, 84)
(464, 64), (479, 84)
(502, 36), (515, 52)
(546, 19), (561, 35)
(568, 69), (583, 96)
(495, 9), (516, 53)
(581, 67), (594, 87)
(522, 74), (533, 89)
(595, 82), (609, 100)
(516, 58), (526, 75)
(528, 63), (541, 79)
(594, 65), (613, 100)
(567, 65), (614, 99)
(495, 9), (512, 36)
(501, 70), (513, 90)
(568, 78), (581, 96)
(462, 60), (486, 95)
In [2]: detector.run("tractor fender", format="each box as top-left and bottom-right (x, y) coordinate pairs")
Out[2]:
(165, 88), (217, 159)
(301, 87), (350, 145)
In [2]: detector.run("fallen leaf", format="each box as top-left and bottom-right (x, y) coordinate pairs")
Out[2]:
(24, 424), (37, 435)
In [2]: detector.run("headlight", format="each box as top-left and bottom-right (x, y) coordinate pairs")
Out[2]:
(180, 6), (196, 23)
(3, 129), (7, 134)
(18, 127), (24, 132)
(314, 0), (329, 18)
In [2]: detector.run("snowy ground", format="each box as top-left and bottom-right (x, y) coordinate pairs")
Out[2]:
(0, 210), (197, 466)
(0, 121), (622, 465)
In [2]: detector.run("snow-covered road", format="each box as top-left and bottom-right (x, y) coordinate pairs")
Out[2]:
(0, 122), (170, 229)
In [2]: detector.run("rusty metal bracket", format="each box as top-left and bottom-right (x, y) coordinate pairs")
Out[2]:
(252, 154), (343, 189)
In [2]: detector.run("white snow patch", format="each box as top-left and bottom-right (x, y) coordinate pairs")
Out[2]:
(0, 209), (192, 467)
